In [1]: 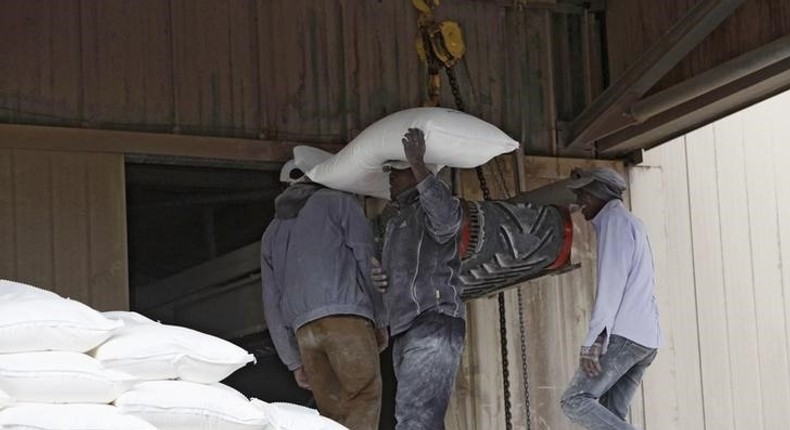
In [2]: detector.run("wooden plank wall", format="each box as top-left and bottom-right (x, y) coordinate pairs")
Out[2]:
(630, 90), (790, 430)
(447, 155), (627, 430)
(605, 0), (790, 95)
(0, 0), (560, 155)
(0, 149), (128, 310)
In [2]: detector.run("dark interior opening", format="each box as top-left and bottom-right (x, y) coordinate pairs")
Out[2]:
(124, 160), (396, 428)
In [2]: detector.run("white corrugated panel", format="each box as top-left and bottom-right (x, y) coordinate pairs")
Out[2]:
(633, 90), (790, 430)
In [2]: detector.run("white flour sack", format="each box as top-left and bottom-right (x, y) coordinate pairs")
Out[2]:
(0, 387), (12, 410)
(263, 402), (349, 430)
(0, 351), (136, 403)
(0, 281), (122, 353)
(292, 145), (333, 172)
(0, 403), (157, 430)
(305, 107), (519, 199)
(115, 380), (276, 430)
(94, 311), (254, 383)
(0, 279), (60, 299)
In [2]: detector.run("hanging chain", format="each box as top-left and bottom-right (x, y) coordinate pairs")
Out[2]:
(446, 65), (466, 113)
(498, 292), (513, 430)
(517, 288), (533, 429)
(475, 167), (492, 201)
(447, 61), (513, 430)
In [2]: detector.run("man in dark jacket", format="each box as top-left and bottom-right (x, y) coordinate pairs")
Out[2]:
(261, 166), (388, 430)
(372, 127), (465, 430)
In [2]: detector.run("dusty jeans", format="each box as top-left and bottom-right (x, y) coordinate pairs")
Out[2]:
(296, 315), (382, 430)
(561, 335), (658, 430)
(392, 310), (466, 430)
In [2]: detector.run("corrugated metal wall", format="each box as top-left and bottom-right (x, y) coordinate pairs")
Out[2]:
(0, 149), (128, 310)
(631, 90), (790, 430)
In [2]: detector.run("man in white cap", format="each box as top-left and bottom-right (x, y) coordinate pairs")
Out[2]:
(560, 167), (661, 430)
(261, 157), (388, 429)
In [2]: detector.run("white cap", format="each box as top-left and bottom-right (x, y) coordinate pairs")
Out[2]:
(279, 160), (302, 184)
(566, 167), (627, 192)
(280, 146), (335, 184)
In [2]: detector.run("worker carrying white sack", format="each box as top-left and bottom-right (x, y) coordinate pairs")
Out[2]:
(304, 107), (519, 199)
(261, 155), (388, 430)
(269, 108), (517, 429)
(371, 127), (466, 430)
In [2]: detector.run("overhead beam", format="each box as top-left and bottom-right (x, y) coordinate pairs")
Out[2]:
(126, 164), (281, 190)
(448, 0), (605, 13)
(564, 0), (745, 150)
(629, 34), (790, 122)
(597, 56), (790, 157)
(129, 190), (282, 211)
(0, 124), (345, 163)
(135, 241), (261, 312)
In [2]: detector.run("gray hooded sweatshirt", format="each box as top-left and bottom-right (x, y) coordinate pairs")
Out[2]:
(382, 175), (465, 336)
(261, 183), (387, 370)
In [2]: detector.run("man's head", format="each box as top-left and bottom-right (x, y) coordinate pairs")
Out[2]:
(385, 164), (418, 200)
(279, 160), (305, 185)
(567, 167), (627, 220)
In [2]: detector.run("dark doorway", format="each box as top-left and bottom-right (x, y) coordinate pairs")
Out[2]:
(124, 159), (397, 427)
(125, 159), (310, 404)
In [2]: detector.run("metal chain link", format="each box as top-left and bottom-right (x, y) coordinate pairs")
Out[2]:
(446, 65), (466, 113)
(475, 166), (492, 201)
(447, 61), (513, 430)
(498, 292), (513, 430)
(517, 288), (533, 429)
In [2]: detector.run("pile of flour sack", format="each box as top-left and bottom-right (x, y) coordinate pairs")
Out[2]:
(0, 280), (347, 430)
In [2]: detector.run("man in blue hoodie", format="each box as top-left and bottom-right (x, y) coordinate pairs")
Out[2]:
(261, 164), (388, 430)
(372, 127), (465, 430)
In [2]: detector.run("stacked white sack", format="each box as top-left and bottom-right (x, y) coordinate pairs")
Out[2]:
(115, 380), (276, 430)
(0, 387), (12, 410)
(0, 280), (122, 353)
(114, 381), (350, 430)
(305, 107), (519, 199)
(95, 311), (254, 383)
(0, 280), (347, 429)
(0, 281), (134, 405)
(0, 351), (136, 403)
(0, 404), (157, 430)
(96, 317), (350, 429)
(265, 402), (350, 430)
(0, 280), (154, 429)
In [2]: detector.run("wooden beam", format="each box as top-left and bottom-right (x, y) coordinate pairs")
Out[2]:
(135, 241), (261, 311)
(0, 124), (345, 162)
(448, 0), (595, 14)
(596, 56), (790, 157)
(629, 34), (790, 122)
(563, 0), (745, 150)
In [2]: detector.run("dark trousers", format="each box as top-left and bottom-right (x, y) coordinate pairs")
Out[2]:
(296, 315), (382, 430)
(392, 311), (466, 430)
